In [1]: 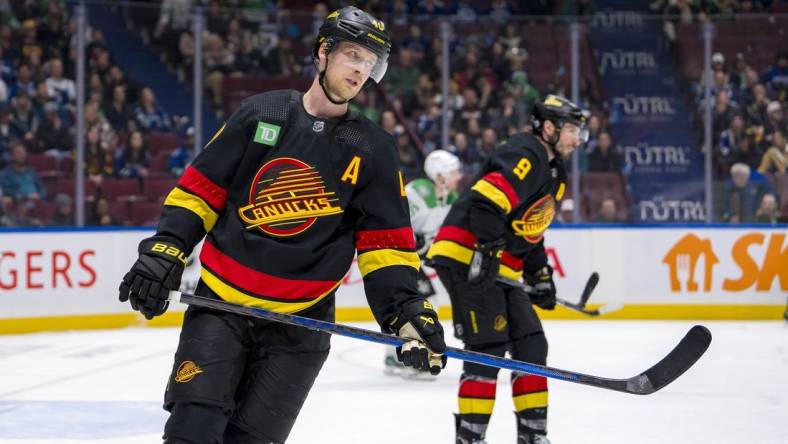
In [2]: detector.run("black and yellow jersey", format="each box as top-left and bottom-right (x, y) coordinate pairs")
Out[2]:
(426, 132), (566, 280)
(157, 90), (419, 327)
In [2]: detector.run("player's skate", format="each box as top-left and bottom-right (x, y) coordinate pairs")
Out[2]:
(518, 433), (551, 444)
(455, 414), (488, 444)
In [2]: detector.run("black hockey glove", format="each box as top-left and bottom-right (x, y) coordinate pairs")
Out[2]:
(467, 238), (506, 291)
(389, 299), (447, 375)
(525, 265), (557, 310)
(118, 236), (188, 320)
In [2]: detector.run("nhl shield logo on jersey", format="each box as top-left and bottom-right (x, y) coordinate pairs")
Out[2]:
(238, 157), (343, 236)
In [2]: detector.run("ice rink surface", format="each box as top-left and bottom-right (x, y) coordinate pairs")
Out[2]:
(0, 320), (786, 444)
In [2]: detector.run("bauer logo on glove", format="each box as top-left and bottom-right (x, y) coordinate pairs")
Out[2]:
(390, 298), (447, 375)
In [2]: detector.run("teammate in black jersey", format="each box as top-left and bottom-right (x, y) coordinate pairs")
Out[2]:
(118, 7), (446, 443)
(427, 95), (589, 444)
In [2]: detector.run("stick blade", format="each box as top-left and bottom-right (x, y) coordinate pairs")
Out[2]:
(579, 272), (600, 306)
(626, 325), (712, 395)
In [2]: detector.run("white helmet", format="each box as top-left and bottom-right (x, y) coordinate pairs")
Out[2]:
(424, 149), (461, 182)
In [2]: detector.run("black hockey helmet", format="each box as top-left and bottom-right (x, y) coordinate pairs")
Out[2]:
(532, 95), (590, 142)
(313, 6), (392, 85)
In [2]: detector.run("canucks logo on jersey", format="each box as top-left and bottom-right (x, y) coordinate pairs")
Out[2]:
(238, 157), (343, 237)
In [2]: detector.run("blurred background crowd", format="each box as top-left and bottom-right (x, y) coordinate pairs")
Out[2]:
(0, 0), (785, 228)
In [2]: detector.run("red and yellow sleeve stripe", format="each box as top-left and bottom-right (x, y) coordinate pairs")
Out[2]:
(426, 226), (523, 281)
(164, 166), (228, 232)
(355, 227), (419, 277)
(471, 172), (520, 214)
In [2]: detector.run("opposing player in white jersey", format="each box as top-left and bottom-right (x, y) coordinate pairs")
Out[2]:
(384, 149), (463, 377)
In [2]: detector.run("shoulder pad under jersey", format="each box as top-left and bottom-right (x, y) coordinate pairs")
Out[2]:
(242, 89), (300, 127)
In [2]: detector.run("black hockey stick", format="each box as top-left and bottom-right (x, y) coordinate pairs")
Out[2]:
(172, 292), (711, 395)
(498, 273), (621, 316)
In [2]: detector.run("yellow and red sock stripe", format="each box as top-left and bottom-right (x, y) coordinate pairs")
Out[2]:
(199, 240), (341, 313)
(471, 172), (520, 214)
(354, 227), (419, 277)
(164, 166), (228, 232)
(512, 374), (548, 412)
(458, 376), (497, 415)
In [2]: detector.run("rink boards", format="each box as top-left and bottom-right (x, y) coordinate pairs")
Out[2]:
(0, 226), (785, 333)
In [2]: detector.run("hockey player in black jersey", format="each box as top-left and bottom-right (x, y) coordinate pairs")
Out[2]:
(427, 95), (589, 444)
(118, 7), (446, 443)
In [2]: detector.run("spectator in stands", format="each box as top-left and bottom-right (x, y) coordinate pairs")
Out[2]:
(20, 19), (43, 66)
(39, 9), (68, 61)
(11, 90), (38, 137)
(204, 33), (235, 113)
(153, 0), (192, 69)
(712, 90), (739, 139)
(88, 196), (117, 226)
(205, 0), (230, 35)
(267, 37), (301, 77)
(725, 130), (762, 171)
(104, 65), (139, 104)
(758, 131), (787, 174)
(49, 192), (74, 226)
(594, 198), (623, 223)
(169, 126), (194, 178)
(764, 101), (786, 136)
(720, 114), (745, 156)
(753, 192), (782, 224)
(557, 198), (575, 224)
(86, 72), (104, 106)
(719, 162), (770, 223)
(386, 48), (420, 94)
(386, 0), (410, 26)
(45, 58), (75, 105)
(0, 25), (19, 65)
(0, 142), (46, 205)
(380, 110), (398, 135)
(587, 131), (621, 172)
(0, 103), (27, 159)
(729, 53), (751, 92)
(34, 102), (72, 157)
(115, 130), (150, 179)
(103, 84), (133, 133)
(448, 131), (481, 174)
(85, 126), (115, 185)
(2, 196), (43, 227)
(231, 30), (265, 77)
(478, 127), (498, 160)
(762, 53), (788, 93)
(134, 87), (172, 132)
(8, 64), (35, 98)
(85, 101), (117, 152)
(745, 83), (769, 126)
(711, 52), (726, 73)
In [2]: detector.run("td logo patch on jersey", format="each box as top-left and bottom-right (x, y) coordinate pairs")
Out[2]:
(238, 157), (343, 237)
(253, 121), (281, 146)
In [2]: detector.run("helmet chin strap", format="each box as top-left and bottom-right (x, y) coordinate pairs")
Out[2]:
(538, 126), (561, 158)
(319, 63), (350, 105)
